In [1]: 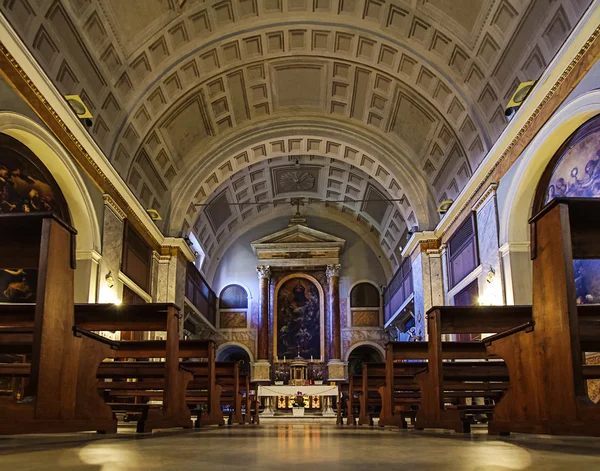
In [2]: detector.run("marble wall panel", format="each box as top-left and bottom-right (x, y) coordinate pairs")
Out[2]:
(220, 311), (248, 328)
(352, 310), (379, 327)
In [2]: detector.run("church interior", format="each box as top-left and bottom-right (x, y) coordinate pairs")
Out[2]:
(1, 0), (600, 469)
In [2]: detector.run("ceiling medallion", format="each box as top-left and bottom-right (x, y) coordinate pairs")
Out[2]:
(279, 171), (315, 192)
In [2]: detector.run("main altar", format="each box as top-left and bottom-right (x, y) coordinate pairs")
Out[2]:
(250, 220), (347, 385)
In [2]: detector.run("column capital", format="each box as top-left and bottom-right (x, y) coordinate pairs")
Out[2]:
(326, 264), (341, 278)
(257, 265), (271, 280)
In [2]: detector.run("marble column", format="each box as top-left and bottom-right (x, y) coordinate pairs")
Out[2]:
(253, 265), (272, 383)
(326, 264), (344, 380)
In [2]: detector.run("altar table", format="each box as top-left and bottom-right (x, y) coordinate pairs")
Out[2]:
(257, 385), (339, 397)
(257, 385), (339, 417)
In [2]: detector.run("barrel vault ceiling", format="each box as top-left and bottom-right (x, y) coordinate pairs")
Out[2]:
(1, 0), (592, 274)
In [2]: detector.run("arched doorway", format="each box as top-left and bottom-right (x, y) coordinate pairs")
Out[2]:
(347, 345), (384, 377)
(216, 345), (251, 377)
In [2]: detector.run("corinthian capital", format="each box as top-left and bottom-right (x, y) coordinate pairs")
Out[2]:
(256, 265), (271, 280)
(326, 264), (341, 278)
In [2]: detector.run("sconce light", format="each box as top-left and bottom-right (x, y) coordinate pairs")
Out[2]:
(146, 208), (162, 221)
(105, 271), (115, 288)
(486, 267), (496, 284)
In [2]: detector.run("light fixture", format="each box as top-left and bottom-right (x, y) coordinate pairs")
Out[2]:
(505, 80), (536, 119)
(64, 95), (93, 127)
(146, 208), (162, 221)
(105, 271), (114, 288)
(486, 267), (496, 284)
(437, 199), (454, 214)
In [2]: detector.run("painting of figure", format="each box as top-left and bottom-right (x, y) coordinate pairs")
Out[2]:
(0, 138), (68, 221)
(277, 278), (321, 360)
(545, 121), (600, 305)
(0, 268), (38, 303)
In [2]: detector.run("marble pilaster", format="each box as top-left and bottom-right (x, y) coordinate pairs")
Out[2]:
(474, 186), (504, 306)
(410, 243), (445, 341)
(98, 195), (125, 304)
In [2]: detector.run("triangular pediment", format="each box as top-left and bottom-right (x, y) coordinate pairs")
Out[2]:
(251, 224), (346, 246)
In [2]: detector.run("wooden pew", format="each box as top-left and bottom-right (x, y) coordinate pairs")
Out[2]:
(0, 213), (117, 435)
(336, 381), (348, 425)
(346, 373), (362, 425)
(241, 373), (260, 425)
(486, 198), (600, 436)
(184, 361), (242, 426)
(414, 306), (531, 433)
(357, 363), (386, 425)
(75, 303), (194, 433)
(380, 341), (502, 428)
(93, 338), (215, 432)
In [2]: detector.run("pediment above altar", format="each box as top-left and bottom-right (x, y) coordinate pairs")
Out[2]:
(251, 225), (345, 267)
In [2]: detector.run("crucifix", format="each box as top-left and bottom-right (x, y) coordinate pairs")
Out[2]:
(290, 198), (304, 217)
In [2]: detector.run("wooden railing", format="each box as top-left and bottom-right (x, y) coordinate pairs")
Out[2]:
(383, 258), (413, 324)
(185, 262), (217, 327)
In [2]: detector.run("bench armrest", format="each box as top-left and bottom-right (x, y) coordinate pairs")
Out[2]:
(72, 326), (119, 349)
(483, 321), (535, 346)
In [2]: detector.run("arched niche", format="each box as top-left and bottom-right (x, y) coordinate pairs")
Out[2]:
(0, 112), (102, 302)
(0, 112), (101, 254)
(216, 343), (253, 377)
(347, 280), (382, 328)
(500, 91), (600, 304)
(218, 283), (251, 329)
(345, 342), (385, 377)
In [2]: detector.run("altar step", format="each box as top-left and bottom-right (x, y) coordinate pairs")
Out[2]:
(259, 415), (338, 424)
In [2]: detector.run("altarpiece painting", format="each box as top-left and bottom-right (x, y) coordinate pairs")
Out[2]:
(276, 278), (321, 360)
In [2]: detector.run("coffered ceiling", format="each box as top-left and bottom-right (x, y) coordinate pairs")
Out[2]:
(1, 0), (592, 274)
(195, 154), (410, 276)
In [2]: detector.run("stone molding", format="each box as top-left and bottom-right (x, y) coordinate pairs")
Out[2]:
(326, 264), (341, 278)
(256, 265), (272, 280)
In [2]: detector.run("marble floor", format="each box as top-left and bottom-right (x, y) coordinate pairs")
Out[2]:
(2, 425), (600, 471)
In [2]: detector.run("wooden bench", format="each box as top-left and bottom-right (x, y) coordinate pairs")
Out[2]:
(0, 213), (117, 435)
(413, 306), (531, 433)
(486, 198), (600, 436)
(184, 360), (242, 426)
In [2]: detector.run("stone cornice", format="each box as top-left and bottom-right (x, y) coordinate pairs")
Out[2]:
(472, 183), (498, 213)
(0, 16), (163, 250)
(103, 194), (126, 221)
(0, 17), (201, 260)
(401, 231), (438, 259)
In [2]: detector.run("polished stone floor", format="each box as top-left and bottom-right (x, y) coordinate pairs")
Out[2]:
(2, 425), (600, 470)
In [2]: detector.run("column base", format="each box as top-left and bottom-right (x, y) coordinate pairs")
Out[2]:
(327, 359), (346, 381)
(252, 360), (271, 383)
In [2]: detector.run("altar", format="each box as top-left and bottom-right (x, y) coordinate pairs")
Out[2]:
(257, 385), (339, 417)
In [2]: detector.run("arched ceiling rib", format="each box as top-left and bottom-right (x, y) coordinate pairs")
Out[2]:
(165, 116), (438, 238)
(1, 0), (592, 242)
(195, 155), (406, 278)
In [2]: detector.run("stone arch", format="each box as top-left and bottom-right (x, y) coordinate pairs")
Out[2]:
(501, 91), (600, 247)
(205, 205), (393, 283)
(216, 342), (254, 363)
(344, 341), (385, 362)
(169, 115), (438, 234)
(499, 90), (600, 304)
(0, 112), (102, 255)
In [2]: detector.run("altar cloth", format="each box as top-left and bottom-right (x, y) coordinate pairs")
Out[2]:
(257, 385), (339, 397)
